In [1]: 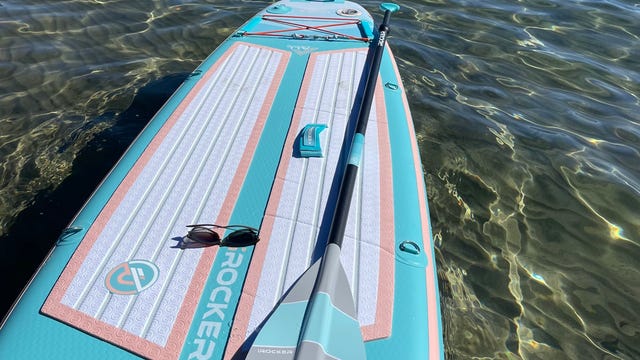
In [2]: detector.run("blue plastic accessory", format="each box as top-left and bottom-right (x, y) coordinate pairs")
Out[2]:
(299, 124), (328, 157)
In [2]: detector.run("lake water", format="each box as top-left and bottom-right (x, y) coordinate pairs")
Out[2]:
(1, 0), (638, 359)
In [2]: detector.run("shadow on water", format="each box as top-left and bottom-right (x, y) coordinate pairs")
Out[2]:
(0, 73), (189, 321)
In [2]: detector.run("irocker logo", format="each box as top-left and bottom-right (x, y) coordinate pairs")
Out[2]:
(256, 347), (294, 355)
(105, 260), (159, 295)
(188, 249), (246, 360)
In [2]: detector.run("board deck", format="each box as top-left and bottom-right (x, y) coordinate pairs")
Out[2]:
(0, 1), (443, 359)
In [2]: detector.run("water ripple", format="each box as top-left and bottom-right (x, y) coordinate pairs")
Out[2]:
(0, 0), (258, 233)
(406, 0), (640, 359)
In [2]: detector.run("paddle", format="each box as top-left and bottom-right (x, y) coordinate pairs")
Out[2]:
(246, 4), (399, 359)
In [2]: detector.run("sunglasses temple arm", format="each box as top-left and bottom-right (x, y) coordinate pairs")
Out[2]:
(186, 224), (259, 232)
(224, 224), (259, 232)
(186, 223), (222, 228)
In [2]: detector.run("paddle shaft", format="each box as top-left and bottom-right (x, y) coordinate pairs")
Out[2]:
(247, 7), (397, 359)
(326, 9), (393, 249)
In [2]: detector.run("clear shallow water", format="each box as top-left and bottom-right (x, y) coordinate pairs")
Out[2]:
(1, 0), (638, 359)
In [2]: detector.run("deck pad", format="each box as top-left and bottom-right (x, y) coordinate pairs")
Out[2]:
(227, 49), (395, 356)
(42, 42), (290, 359)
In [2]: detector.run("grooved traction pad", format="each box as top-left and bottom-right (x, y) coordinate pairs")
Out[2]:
(42, 42), (290, 360)
(226, 49), (394, 357)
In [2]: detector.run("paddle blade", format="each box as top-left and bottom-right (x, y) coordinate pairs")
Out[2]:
(245, 244), (365, 359)
(296, 244), (365, 359)
(245, 260), (322, 359)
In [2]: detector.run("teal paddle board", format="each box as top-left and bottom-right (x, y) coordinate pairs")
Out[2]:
(0, 1), (444, 359)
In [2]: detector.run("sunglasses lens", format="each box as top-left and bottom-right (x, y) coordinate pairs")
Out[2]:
(187, 227), (220, 244)
(221, 228), (259, 247)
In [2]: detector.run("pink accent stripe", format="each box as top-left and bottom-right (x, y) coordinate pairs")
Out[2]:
(42, 42), (290, 360)
(42, 42), (233, 359)
(225, 51), (395, 358)
(387, 46), (442, 358)
(222, 50), (320, 359)
(361, 81), (394, 340)
(174, 45), (290, 360)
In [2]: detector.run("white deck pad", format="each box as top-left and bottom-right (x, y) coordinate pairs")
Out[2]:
(42, 43), (290, 359)
(228, 49), (395, 355)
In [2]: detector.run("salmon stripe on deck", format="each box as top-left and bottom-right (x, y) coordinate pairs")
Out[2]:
(227, 48), (395, 357)
(42, 42), (291, 360)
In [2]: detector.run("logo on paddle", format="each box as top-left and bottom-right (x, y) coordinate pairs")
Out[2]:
(105, 260), (159, 295)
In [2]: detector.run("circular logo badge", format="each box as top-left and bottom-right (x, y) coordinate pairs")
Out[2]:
(105, 260), (159, 295)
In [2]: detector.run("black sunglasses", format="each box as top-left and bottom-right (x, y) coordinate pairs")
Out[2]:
(185, 224), (259, 247)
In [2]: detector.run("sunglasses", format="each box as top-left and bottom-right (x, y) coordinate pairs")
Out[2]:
(184, 224), (260, 247)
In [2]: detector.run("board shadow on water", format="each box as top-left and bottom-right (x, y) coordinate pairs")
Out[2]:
(0, 73), (190, 321)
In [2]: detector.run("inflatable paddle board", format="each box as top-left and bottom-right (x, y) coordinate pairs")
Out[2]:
(0, 1), (444, 359)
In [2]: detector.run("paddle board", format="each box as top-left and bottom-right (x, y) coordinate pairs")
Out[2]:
(0, 1), (443, 359)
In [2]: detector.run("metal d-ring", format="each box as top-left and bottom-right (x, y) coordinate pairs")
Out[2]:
(399, 240), (421, 255)
(385, 82), (399, 90)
